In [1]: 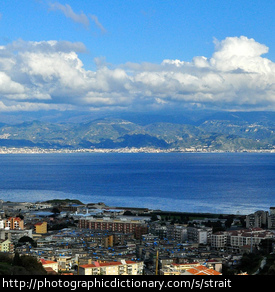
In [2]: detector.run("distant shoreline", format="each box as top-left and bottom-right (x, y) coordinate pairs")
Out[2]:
(0, 147), (274, 154)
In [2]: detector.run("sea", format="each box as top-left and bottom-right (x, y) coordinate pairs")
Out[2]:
(0, 152), (274, 215)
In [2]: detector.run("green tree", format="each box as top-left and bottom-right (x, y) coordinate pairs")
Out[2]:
(17, 255), (46, 275)
(18, 236), (37, 247)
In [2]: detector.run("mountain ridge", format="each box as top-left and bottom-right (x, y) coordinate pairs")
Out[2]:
(0, 111), (274, 151)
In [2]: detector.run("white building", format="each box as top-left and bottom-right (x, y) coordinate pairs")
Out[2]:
(211, 228), (274, 251)
(187, 226), (212, 244)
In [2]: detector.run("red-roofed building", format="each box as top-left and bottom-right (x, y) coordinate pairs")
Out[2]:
(4, 217), (24, 230)
(160, 261), (222, 275)
(40, 259), (59, 273)
(184, 265), (222, 275)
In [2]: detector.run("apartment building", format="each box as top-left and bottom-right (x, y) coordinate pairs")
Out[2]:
(246, 211), (268, 228)
(268, 215), (275, 229)
(211, 231), (227, 249)
(79, 260), (144, 275)
(4, 217), (24, 230)
(34, 222), (47, 234)
(246, 208), (275, 229)
(78, 217), (148, 239)
(211, 228), (274, 251)
(0, 239), (14, 252)
(167, 224), (188, 242)
(187, 226), (212, 244)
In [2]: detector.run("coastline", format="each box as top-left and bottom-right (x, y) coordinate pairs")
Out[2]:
(0, 198), (245, 217)
(0, 146), (274, 154)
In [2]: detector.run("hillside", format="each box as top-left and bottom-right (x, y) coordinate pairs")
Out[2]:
(0, 111), (274, 151)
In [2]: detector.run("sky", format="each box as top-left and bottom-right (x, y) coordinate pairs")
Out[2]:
(0, 0), (275, 117)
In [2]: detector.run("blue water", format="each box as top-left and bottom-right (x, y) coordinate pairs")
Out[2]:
(0, 152), (274, 214)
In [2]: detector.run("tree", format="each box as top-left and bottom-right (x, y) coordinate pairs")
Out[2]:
(18, 236), (37, 247)
(267, 265), (275, 275)
(14, 255), (46, 275)
(225, 217), (233, 229)
(259, 238), (275, 254)
(52, 207), (61, 214)
(12, 252), (22, 267)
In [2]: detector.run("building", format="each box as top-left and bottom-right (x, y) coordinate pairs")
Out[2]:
(246, 209), (275, 229)
(160, 262), (201, 275)
(34, 222), (47, 234)
(211, 228), (274, 252)
(160, 261), (222, 275)
(211, 231), (227, 249)
(183, 265), (222, 275)
(40, 259), (59, 274)
(270, 207), (275, 216)
(246, 211), (268, 228)
(78, 217), (148, 239)
(0, 239), (14, 252)
(267, 215), (275, 229)
(0, 229), (32, 243)
(56, 256), (73, 271)
(79, 260), (144, 275)
(267, 207), (275, 229)
(4, 217), (24, 230)
(167, 224), (188, 242)
(187, 226), (212, 244)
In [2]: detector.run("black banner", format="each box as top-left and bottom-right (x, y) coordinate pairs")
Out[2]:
(0, 275), (266, 291)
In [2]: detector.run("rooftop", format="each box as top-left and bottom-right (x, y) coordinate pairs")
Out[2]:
(186, 265), (222, 276)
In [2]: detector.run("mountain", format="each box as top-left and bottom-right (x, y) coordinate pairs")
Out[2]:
(0, 111), (274, 151)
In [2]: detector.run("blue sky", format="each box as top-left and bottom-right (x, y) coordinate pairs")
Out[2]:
(0, 0), (274, 115)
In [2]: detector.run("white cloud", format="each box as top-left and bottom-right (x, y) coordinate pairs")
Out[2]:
(0, 36), (274, 112)
(211, 36), (271, 73)
(0, 72), (25, 95)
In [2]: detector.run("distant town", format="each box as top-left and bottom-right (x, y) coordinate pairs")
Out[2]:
(1, 198), (275, 275)
(0, 146), (274, 154)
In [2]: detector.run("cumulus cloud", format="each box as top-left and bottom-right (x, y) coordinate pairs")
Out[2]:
(0, 36), (274, 112)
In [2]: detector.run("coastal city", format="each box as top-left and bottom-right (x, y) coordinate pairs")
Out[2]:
(0, 146), (274, 154)
(1, 198), (275, 275)
(0, 1), (274, 290)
